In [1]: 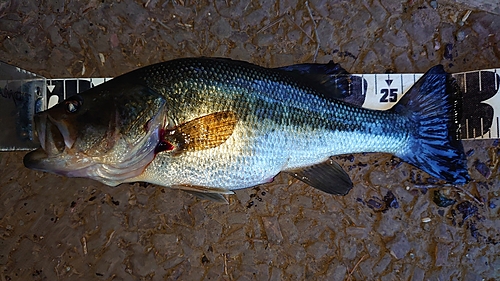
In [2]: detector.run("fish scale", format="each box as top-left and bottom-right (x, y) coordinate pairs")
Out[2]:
(24, 58), (470, 198)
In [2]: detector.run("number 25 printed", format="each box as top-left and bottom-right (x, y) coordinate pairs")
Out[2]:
(380, 88), (398, 103)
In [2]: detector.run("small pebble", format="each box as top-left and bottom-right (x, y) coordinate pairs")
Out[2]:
(430, 1), (437, 9)
(433, 190), (456, 208)
(367, 199), (382, 210)
(456, 201), (478, 225)
(434, 40), (441, 50)
(421, 217), (431, 223)
(444, 43), (454, 60)
(489, 202), (497, 209)
(474, 160), (491, 178)
(383, 191), (399, 209)
(493, 139), (499, 146)
(456, 31), (466, 41)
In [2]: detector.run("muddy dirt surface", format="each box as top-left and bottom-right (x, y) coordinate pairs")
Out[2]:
(1, 0), (500, 280)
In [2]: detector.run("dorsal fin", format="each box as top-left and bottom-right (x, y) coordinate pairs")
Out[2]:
(276, 62), (367, 106)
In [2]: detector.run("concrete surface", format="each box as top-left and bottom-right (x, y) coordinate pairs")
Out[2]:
(1, 0), (499, 280)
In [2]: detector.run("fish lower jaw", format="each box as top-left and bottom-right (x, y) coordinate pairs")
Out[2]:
(25, 129), (160, 187)
(79, 138), (160, 186)
(53, 147), (156, 186)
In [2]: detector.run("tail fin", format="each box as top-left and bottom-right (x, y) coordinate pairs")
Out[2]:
(394, 65), (470, 184)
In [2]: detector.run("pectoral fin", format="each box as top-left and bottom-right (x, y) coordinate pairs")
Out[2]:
(166, 111), (238, 153)
(173, 185), (234, 203)
(286, 159), (353, 196)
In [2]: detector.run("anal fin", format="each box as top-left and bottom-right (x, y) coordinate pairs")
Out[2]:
(173, 185), (234, 203)
(183, 190), (229, 203)
(285, 159), (353, 196)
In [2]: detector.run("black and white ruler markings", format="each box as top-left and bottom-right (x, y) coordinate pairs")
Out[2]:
(45, 78), (112, 108)
(45, 69), (500, 140)
(454, 70), (500, 139)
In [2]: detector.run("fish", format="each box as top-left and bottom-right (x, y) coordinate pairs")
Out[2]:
(24, 57), (470, 202)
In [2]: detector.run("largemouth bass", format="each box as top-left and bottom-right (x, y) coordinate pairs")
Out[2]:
(24, 58), (470, 201)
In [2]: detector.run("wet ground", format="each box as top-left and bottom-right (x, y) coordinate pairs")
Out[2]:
(1, 0), (500, 280)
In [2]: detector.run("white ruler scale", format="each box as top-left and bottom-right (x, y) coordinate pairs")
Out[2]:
(359, 73), (423, 110)
(0, 60), (499, 151)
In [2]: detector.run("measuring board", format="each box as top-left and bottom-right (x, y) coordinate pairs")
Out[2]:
(1, 61), (499, 150)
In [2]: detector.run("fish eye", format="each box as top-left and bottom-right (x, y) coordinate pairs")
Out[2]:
(65, 96), (83, 113)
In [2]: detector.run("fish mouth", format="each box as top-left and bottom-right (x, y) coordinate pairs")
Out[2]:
(24, 113), (75, 170)
(38, 114), (66, 154)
